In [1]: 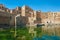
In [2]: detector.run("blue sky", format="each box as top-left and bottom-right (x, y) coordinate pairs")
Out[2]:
(0, 0), (60, 12)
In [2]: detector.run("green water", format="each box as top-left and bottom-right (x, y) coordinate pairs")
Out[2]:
(0, 26), (60, 40)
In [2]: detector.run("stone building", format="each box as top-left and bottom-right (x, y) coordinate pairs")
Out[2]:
(10, 7), (21, 26)
(10, 7), (21, 14)
(41, 12), (54, 25)
(0, 4), (60, 28)
(41, 12), (60, 25)
(21, 5), (36, 26)
(21, 5), (33, 17)
(0, 4), (41, 27)
(0, 11), (11, 28)
(17, 16), (28, 27)
(0, 4), (10, 13)
(53, 12), (60, 24)
(36, 11), (42, 24)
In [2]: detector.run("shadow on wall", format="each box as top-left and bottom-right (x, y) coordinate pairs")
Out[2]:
(17, 16), (28, 28)
(0, 24), (10, 28)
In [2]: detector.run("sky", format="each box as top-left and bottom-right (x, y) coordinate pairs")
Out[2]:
(0, 0), (60, 12)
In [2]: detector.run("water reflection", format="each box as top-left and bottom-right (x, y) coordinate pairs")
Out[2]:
(42, 24), (60, 36)
(32, 24), (60, 40)
(10, 24), (60, 40)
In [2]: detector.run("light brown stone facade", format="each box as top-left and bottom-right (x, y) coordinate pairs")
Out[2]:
(0, 4), (60, 27)
(41, 12), (60, 25)
(21, 5), (33, 17)
(0, 4), (10, 12)
(0, 11), (11, 28)
(36, 11), (41, 24)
